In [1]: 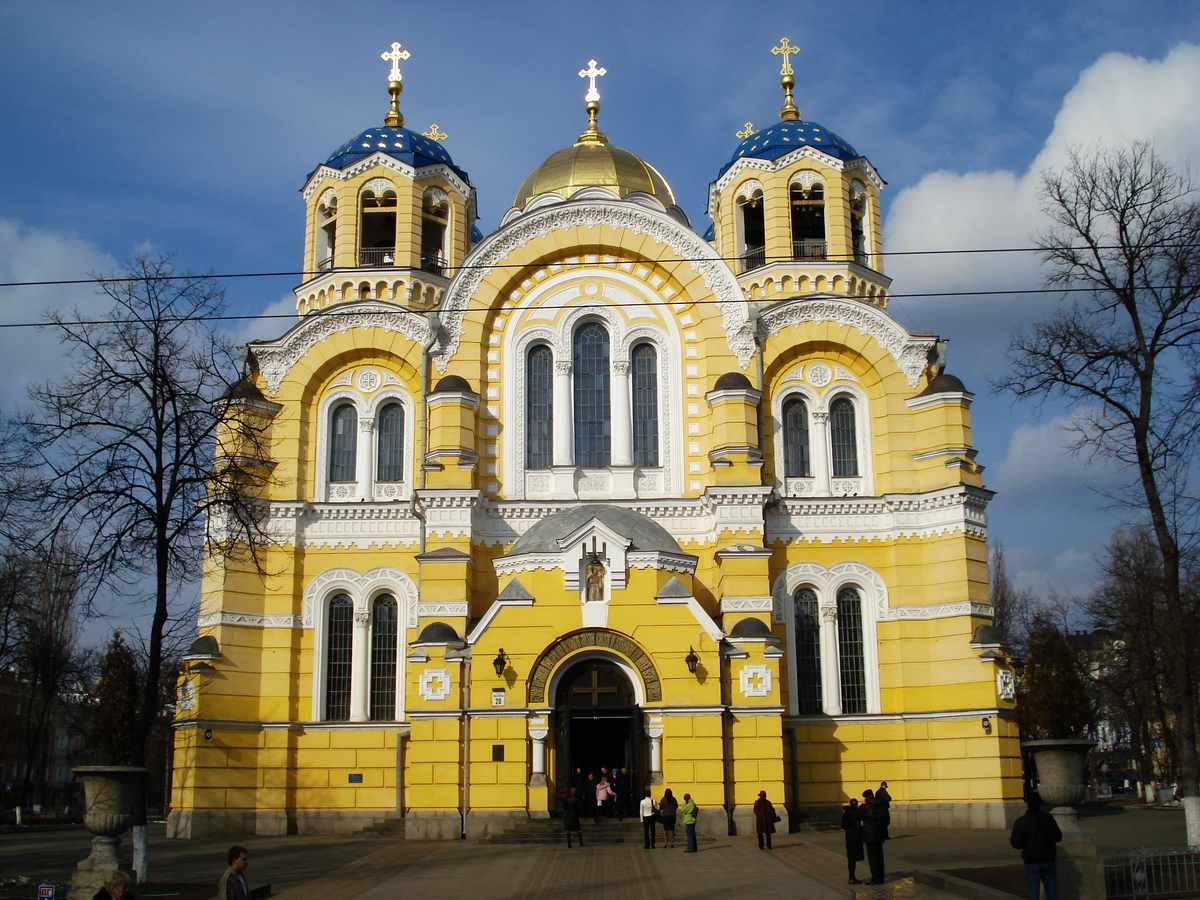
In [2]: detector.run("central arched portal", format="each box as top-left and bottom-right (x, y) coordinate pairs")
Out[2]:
(553, 658), (642, 806)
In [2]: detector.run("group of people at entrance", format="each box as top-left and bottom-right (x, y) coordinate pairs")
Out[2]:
(569, 766), (639, 820)
(561, 784), (698, 852)
(842, 782), (892, 885)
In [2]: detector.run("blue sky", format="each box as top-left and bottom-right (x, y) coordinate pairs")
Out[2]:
(3, 1), (1200, 627)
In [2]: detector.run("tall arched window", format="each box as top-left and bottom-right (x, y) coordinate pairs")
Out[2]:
(329, 403), (358, 482)
(850, 193), (868, 266)
(325, 594), (353, 720)
(631, 343), (659, 467)
(369, 594), (398, 721)
(317, 197), (337, 271)
(359, 189), (397, 266)
(782, 397), (811, 477)
(738, 189), (766, 272)
(836, 587), (867, 715)
(830, 397), (859, 477)
(421, 189), (449, 275)
(526, 345), (553, 469)
(573, 322), (611, 468)
(793, 587), (822, 715)
(790, 182), (826, 260)
(376, 402), (404, 483)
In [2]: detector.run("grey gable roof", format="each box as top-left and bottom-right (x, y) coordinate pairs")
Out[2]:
(506, 504), (683, 556)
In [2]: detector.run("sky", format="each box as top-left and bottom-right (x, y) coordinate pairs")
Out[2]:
(3, 0), (1200, 635)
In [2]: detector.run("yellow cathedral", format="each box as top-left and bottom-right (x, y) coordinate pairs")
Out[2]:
(169, 40), (1023, 840)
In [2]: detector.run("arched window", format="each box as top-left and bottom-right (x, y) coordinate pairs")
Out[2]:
(376, 402), (404, 482)
(793, 587), (822, 715)
(631, 343), (659, 467)
(359, 188), (397, 266)
(421, 189), (449, 275)
(526, 345), (553, 469)
(369, 594), (398, 721)
(329, 403), (358, 482)
(325, 594), (353, 720)
(850, 193), (868, 267)
(573, 322), (611, 468)
(790, 182), (825, 260)
(317, 197), (337, 272)
(836, 587), (867, 715)
(782, 397), (810, 477)
(830, 397), (859, 477)
(738, 189), (766, 272)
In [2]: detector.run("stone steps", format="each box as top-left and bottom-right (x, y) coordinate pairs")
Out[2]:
(480, 817), (643, 844)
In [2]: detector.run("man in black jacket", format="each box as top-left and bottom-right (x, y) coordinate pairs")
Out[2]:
(858, 789), (890, 884)
(1010, 793), (1063, 900)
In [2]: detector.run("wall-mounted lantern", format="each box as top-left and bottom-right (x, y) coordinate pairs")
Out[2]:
(685, 646), (699, 674)
(493, 649), (508, 677)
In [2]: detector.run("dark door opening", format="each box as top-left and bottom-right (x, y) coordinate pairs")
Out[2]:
(554, 660), (642, 806)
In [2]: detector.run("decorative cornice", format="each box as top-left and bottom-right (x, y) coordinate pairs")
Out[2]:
(433, 199), (755, 372)
(766, 485), (994, 543)
(253, 301), (433, 393)
(302, 154), (472, 204)
(196, 611), (302, 630)
(758, 296), (936, 388)
(708, 146), (884, 215)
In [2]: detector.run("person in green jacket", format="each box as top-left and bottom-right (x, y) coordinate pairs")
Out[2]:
(681, 793), (698, 852)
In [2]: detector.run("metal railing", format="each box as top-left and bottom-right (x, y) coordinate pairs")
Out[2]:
(740, 245), (766, 273)
(792, 239), (827, 261)
(1105, 847), (1200, 899)
(317, 256), (333, 273)
(359, 247), (396, 267)
(420, 253), (448, 277)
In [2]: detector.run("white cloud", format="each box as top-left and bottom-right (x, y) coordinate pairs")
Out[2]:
(990, 409), (1121, 495)
(0, 219), (118, 407)
(225, 294), (298, 346)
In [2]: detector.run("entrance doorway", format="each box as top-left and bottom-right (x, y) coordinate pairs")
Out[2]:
(554, 660), (641, 806)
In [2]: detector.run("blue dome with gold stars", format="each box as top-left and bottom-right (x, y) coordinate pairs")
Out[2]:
(317, 126), (470, 184)
(720, 119), (859, 176)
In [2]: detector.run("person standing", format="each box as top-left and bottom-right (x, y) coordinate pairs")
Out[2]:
(562, 787), (585, 848)
(752, 790), (777, 850)
(658, 788), (679, 848)
(858, 789), (889, 885)
(595, 775), (615, 823)
(616, 766), (633, 819)
(876, 781), (892, 807)
(681, 793), (698, 852)
(639, 790), (658, 849)
(841, 797), (865, 884)
(1010, 792), (1063, 900)
(217, 846), (250, 900)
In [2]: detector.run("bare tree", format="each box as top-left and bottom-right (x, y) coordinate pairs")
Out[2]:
(989, 541), (1037, 650)
(997, 143), (1200, 840)
(15, 253), (275, 766)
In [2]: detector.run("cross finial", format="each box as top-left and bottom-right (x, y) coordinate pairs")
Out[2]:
(579, 59), (607, 102)
(771, 37), (801, 121)
(382, 41), (410, 82)
(381, 41), (411, 127)
(771, 37), (799, 76)
(736, 122), (756, 139)
(424, 124), (447, 141)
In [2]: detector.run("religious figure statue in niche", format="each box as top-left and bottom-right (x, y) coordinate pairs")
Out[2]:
(585, 554), (605, 603)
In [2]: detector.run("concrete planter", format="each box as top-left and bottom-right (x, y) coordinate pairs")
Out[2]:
(69, 766), (147, 900)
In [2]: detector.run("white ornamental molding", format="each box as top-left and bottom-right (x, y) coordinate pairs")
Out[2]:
(997, 670), (1016, 702)
(363, 177), (395, 196)
(419, 669), (453, 702)
(739, 664), (772, 698)
(758, 297), (935, 388)
(806, 363), (832, 388)
(357, 369), (381, 392)
(417, 601), (469, 617)
(433, 200), (754, 372)
(254, 301), (433, 393)
(301, 566), (419, 628)
(302, 155), (471, 204)
(707, 146), (884, 215)
(318, 188), (337, 208)
(195, 611), (302, 629)
(720, 596), (773, 614)
(884, 601), (994, 621)
(735, 178), (764, 201)
(789, 170), (821, 189)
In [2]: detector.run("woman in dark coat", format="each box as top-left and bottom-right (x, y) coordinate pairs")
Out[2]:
(842, 797), (865, 883)
(658, 788), (679, 848)
(858, 789), (890, 884)
(752, 790), (777, 850)
(562, 787), (584, 848)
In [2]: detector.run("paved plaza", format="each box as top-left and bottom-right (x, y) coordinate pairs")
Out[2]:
(0, 802), (1185, 900)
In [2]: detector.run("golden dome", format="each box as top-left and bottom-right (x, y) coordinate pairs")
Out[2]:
(514, 139), (676, 211)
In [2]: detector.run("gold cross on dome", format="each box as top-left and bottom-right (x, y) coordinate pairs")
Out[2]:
(381, 41), (410, 82)
(579, 58), (607, 102)
(771, 37), (799, 75)
(424, 123), (447, 141)
(736, 122), (756, 139)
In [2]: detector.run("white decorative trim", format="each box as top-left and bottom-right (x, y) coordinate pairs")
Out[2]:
(418, 602), (469, 617)
(739, 664), (772, 698)
(303, 155), (472, 205)
(997, 670), (1016, 701)
(302, 566), (419, 629)
(434, 199), (754, 372)
(884, 600), (994, 621)
(758, 296), (936, 387)
(419, 669), (453, 702)
(906, 390), (975, 411)
(771, 381), (875, 497)
(735, 178), (764, 201)
(318, 188), (337, 208)
(196, 611), (302, 629)
(363, 177), (395, 196)
(789, 170), (822, 189)
(357, 369), (381, 392)
(708, 146), (884, 215)
(654, 586), (725, 643)
(720, 596), (773, 614)
(423, 186), (449, 205)
(254, 301), (433, 393)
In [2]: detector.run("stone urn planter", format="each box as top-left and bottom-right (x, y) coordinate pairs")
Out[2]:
(69, 766), (147, 900)
(1022, 739), (1095, 837)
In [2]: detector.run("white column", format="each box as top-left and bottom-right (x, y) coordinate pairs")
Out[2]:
(357, 416), (376, 501)
(529, 726), (549, 787)
(811, 411), (832, 495)
(611, 360), (633, 466)
(819, 604), (841, 715)
(553, 360), (574, 466)
(350, 610), (370, 722)
(645, 720), (664, 785)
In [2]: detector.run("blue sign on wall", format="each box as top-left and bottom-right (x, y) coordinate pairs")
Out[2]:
(39, 885), (56, 900)
(348, 773), (363, 784)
